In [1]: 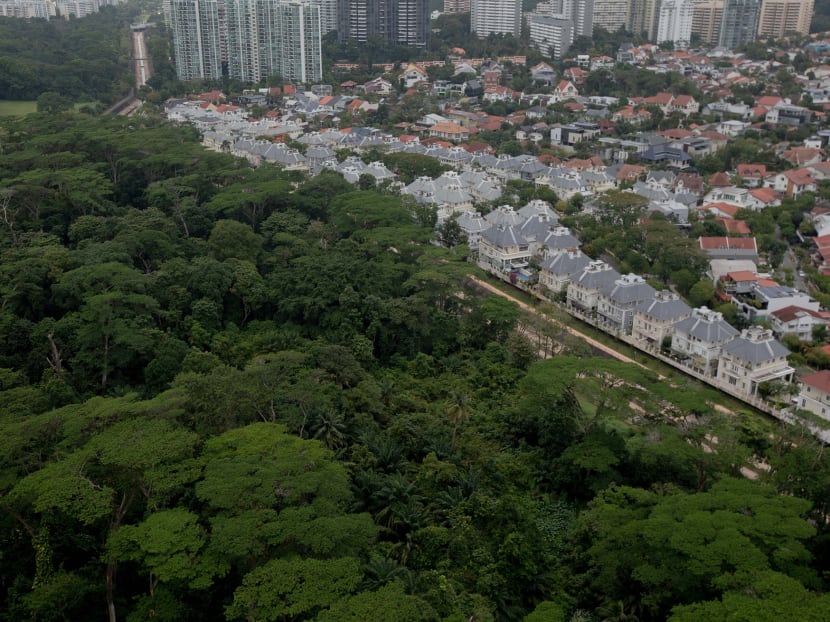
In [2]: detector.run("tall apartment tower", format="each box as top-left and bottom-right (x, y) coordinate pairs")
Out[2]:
(470, 0), (522, 37)
(563, 0), (594, 37)
(271, 1), (323, 82)
(628, 0), (660, 40)
(225, 0), (261, 83)
(757, 0), (813, 37)
(443, 0), (470, 13)
(718, 0), (760, 48)
(592, 0), (629, 33)
(171, 0), (223, 81)
(338, 0), (429, 46)
(691, 0), (723, 44)
(656, 0), (693, 48)
(527, 13), (574, 58)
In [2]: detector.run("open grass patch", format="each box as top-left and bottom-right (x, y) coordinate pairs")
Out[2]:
(0, 100), (37, 117)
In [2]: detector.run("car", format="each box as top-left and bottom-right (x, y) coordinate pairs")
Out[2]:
(798, 271), (806, 278)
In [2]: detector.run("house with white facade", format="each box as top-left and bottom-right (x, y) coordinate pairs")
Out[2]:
(632, 290), (693, 348)
(797, 370), (830, 422)
(596, 274), (657, 334)
(716, 327), (793, 398)
(671, 307), (739, 375)
(768, 305), (830, 341)
(477, 225), (531, 275)
(567, 261), (621, 316)
(539, 250), (592, 297)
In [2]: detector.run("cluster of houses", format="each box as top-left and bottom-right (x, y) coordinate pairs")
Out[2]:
(468, 200), (821, 417)
(159, 38), (830, 427)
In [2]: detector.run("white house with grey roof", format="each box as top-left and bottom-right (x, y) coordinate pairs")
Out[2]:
(517, 199), (558, 221)
(716, 327), (793, 398)
(632, 290), (692, 348)
(485, 205), (523, 227)
(456, 211), (490, 251)
(539, 250), (592, 297)
(478, 226), (532, 275)
(538, 226), (581, 257)
(596, 274), (658, 333)
(671, 307), (739, 375)
(567, 261), (621, 316)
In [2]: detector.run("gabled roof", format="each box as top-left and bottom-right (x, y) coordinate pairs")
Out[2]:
(770, 305), (827, 323)
(800, 369), (830, 395)
(699, 237), (757, 252)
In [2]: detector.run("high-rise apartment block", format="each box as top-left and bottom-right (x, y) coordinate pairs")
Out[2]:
(171, 0), (223, 81)
(656, 0), (693, 48)
(592, 0), (629, 33)
(718, 0), (760, 49)
(337, 0), (429, 47)
(691, 0), (723, 44)
(470, 0), (522, 37)
(527, 13), (574, 58)
(0, 0), (53, 18)
(757, 0), (813, 37)
(443, 0), (470, 13)
(628, 0), (660, 40)
(170, 0), (322, 83)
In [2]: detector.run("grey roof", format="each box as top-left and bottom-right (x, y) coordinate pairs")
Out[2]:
(635, 290), (692, 321)
(721, 329), (790, 363)
(573, 263), (621, 293)
(520, 214), (560, 241)
(481, 225), (528, 248)
(456, 211), (489, 233)
(605, 276), (657, 305)
(485, 206), (523, 227)
(540, 226), (581, 250)
(518, 200), (558, 221)
(541, 250), (591, 276)
(674, 308), (739, 343)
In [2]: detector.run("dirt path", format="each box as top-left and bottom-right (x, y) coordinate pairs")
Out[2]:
(469, 276), (649, 370)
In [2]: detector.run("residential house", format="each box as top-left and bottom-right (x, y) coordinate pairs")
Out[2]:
(477, 225), (532, 275)
(632, 290), (693, 349)
(567, 260), (621, 316)
(698, 237), (759, 262)
(671, 307), (739, 375)
(455, 211), (490, 251)
(766, 170), (817, 199)
(769, 305), (830, 341)
(552, 80), (578, 102)
(736, 164), (767, 188)
(596, 274), (657, 334)
(539, 250), (591, 296)
(738, 283), (821, 322)
(716, 327), (794, 398)
(429, 122), (471, 141)
(797, 370), (830, 422)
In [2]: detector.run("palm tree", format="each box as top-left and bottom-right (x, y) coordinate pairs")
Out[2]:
(308, 408), (347, 449)
(446, 390), (471, 447)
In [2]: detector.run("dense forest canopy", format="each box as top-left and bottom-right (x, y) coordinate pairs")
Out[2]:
(1, 111), (829, 622)
(0, 8), (135, 102)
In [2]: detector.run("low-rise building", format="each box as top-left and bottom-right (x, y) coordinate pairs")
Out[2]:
(596, 274), (657, 334)
(632, 290), (693, 348)
(716, 327), (793, 398)
(671, 306), (739, 375)
(567, 260), (621, 316)
(797, 370), (830, 422)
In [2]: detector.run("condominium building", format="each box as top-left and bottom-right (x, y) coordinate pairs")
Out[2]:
(719, 0), (760, 49)
(171, 0), (223, 81)
(628, 0), (660, 40)
(757, 0), (813, 37)
(444, 0), (470, 13)
(691, 0), (723, 45)
(563, 0), (594, 37)
(171, 0), (322, 82)
(338, 0), (429, 46)
(592, 0), (628, 33)
(0, 0), (52, 18)
(527, 13), (574, 59)
(309, 0), (336, 34)
(656, 0), (693, 48)
(226, 0), (261, 83)
(270, 1), (323, 82)
(471, 0), (522, 37)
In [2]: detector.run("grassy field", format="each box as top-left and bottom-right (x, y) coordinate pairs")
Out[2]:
(0, 100), (37, 117)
